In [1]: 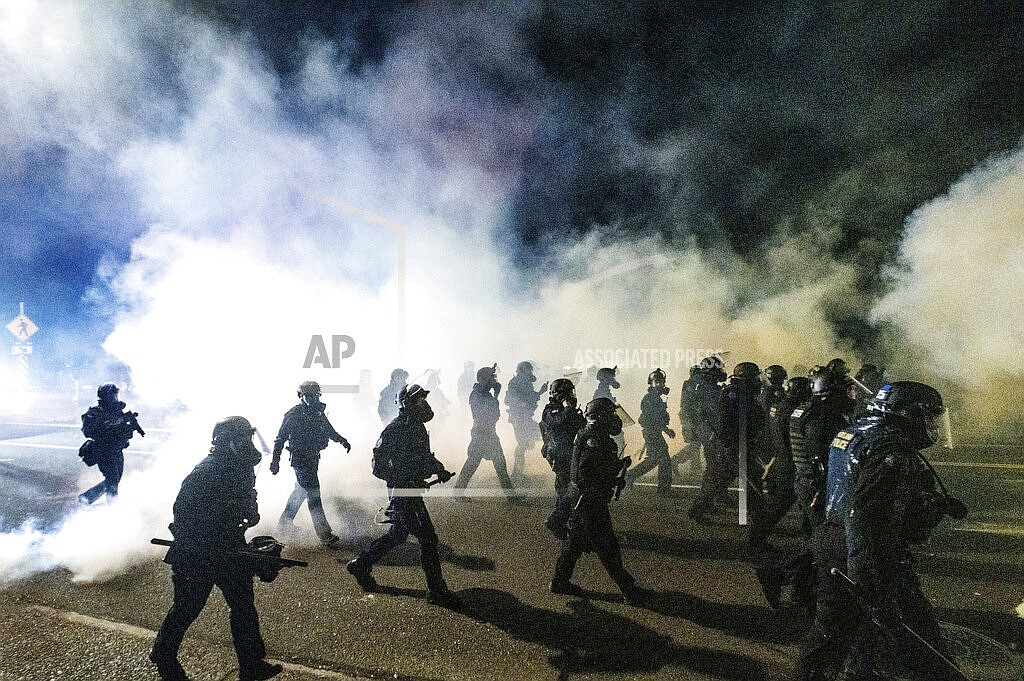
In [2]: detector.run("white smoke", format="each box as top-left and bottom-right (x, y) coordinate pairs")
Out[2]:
(1, 1), (1013, 584)
(872, 146), (1024, 423)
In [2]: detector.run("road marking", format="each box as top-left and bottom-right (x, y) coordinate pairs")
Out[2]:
(0, 421), (173, 433)
(27, 605), (362, 679)
(0, 441), (157, 455)
(931, 462), (1024, 470)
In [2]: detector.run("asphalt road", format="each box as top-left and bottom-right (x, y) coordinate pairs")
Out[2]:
(0, 418), (1022, 681)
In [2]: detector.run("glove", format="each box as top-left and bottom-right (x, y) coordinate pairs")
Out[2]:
(665, 428), (676, 439)
(340, 438), (351, 452)
(270, 457), (280, 475)
(438, 469), (455, 483)
(539, 381), (549, 394)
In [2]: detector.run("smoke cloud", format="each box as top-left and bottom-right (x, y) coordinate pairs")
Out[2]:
(1, 1), (1022, 582)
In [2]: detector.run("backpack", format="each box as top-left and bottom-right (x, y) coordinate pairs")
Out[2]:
(79, 439), (97, 466)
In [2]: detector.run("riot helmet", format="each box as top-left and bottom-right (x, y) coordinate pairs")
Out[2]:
(476, 365), (497, 385)
(699, 356), (727, 384)
(398, 383), (433, 422)
(584, 397), (623, 435)
(867, 381), (950, 449)
(515, 361), (536, 382)
(210, 415), (261, 465)
(730, 362), (762, 392)
(825, 358), (849, 377)
(763, 365), (787, 386)
(784, 376), (812, 404)
(648, 368), (669, 395)
(97, 382), (119, 402)
(549, 378), (576, 405)
(297, 380), (322, 406)
(596, 366), (620, 389)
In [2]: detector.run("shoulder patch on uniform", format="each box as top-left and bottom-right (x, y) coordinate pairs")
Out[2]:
(791, 408), (804, 418)
(586, 437), (599, 448)
(830, 431), (855, 450)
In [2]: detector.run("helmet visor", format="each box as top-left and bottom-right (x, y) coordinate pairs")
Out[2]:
(924, 407), (954, 449)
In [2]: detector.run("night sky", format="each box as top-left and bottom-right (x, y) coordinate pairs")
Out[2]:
(1, 1), (1022, 410)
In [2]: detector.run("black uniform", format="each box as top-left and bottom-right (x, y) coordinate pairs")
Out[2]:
(627, 388), (674, 492)
(691, 381), (772, 550)
(796, 417), (954, 680)
(790, 396), (853, 528)
(453, 382), (516, 499)
(272, 402), (348, 544)
(686, 372), (727, 519)
(552, 420), (639, 600)
(539, 398), (586, 535)
(349, 412), (452, 596)
(505, 373), (545, 482)
(671, 372), (704, 481)
(152, 449), (270, 679)
(78, 399), (139, 504)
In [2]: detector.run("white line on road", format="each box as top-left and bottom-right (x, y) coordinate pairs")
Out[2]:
(0, 441), (157, 454)
(27, 605), (361, 679)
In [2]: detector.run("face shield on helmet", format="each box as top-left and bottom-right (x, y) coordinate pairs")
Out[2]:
(549, 378), (576, 405)
(868, 382), (952, 449)
(211, 416), (261, 465)
(648, 368), (669, 395)
(398, 384), (433, 422)
(584, 397), (622, 435)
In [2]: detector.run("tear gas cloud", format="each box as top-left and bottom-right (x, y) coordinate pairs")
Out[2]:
(1, 1), (1022, 583)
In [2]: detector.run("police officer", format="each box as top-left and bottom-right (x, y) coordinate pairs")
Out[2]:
(625, 369), (676, 494)
(346, 384), (460, 608)
(685, 356), (728, 522)
(452, 365), (519, 502)
(790, 370), (855, 529)
(378, 368), (409, 424)
(78, 383), (143, 505)
(592, 366), (620, 402)
(539, 378), (586, 539)
(550, 398), (648, 605)
(671, 365), (704, 482)
(854, 363), (886, 414)
(763, 376), (810, 534)
(690, 362), (773, 553)
(796, 382), (961, 680)
(755, 376), (814, 609)
(760, 365), (788, 415)
(505, 361), (548, 484)
(150, 417), (283, 681)
(270, 381), (351, 549)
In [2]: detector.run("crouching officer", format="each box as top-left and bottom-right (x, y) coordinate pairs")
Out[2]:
(270, 381), (351, 549)
(150, 417), (283, 681)
(551, 398), (649, 605)
(346, 384), (461, 608)
(796, 382), (965, 681)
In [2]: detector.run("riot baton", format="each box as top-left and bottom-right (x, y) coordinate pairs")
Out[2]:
(830, 567), (969, 681)
(150, 538), (309, 568)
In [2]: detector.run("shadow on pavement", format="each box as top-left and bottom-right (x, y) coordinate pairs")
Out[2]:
(637, 589), (805, 645)
(458, 587), (769, 680)
(342, 535), (496, 572)
(620, 528), (749, 561)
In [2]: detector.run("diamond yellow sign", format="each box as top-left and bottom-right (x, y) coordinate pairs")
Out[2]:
(6, 303), (38, 341)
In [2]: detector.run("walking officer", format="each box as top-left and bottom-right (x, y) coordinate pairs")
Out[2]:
(270, 381), (351, 549)
(346, 384), (460, 608)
